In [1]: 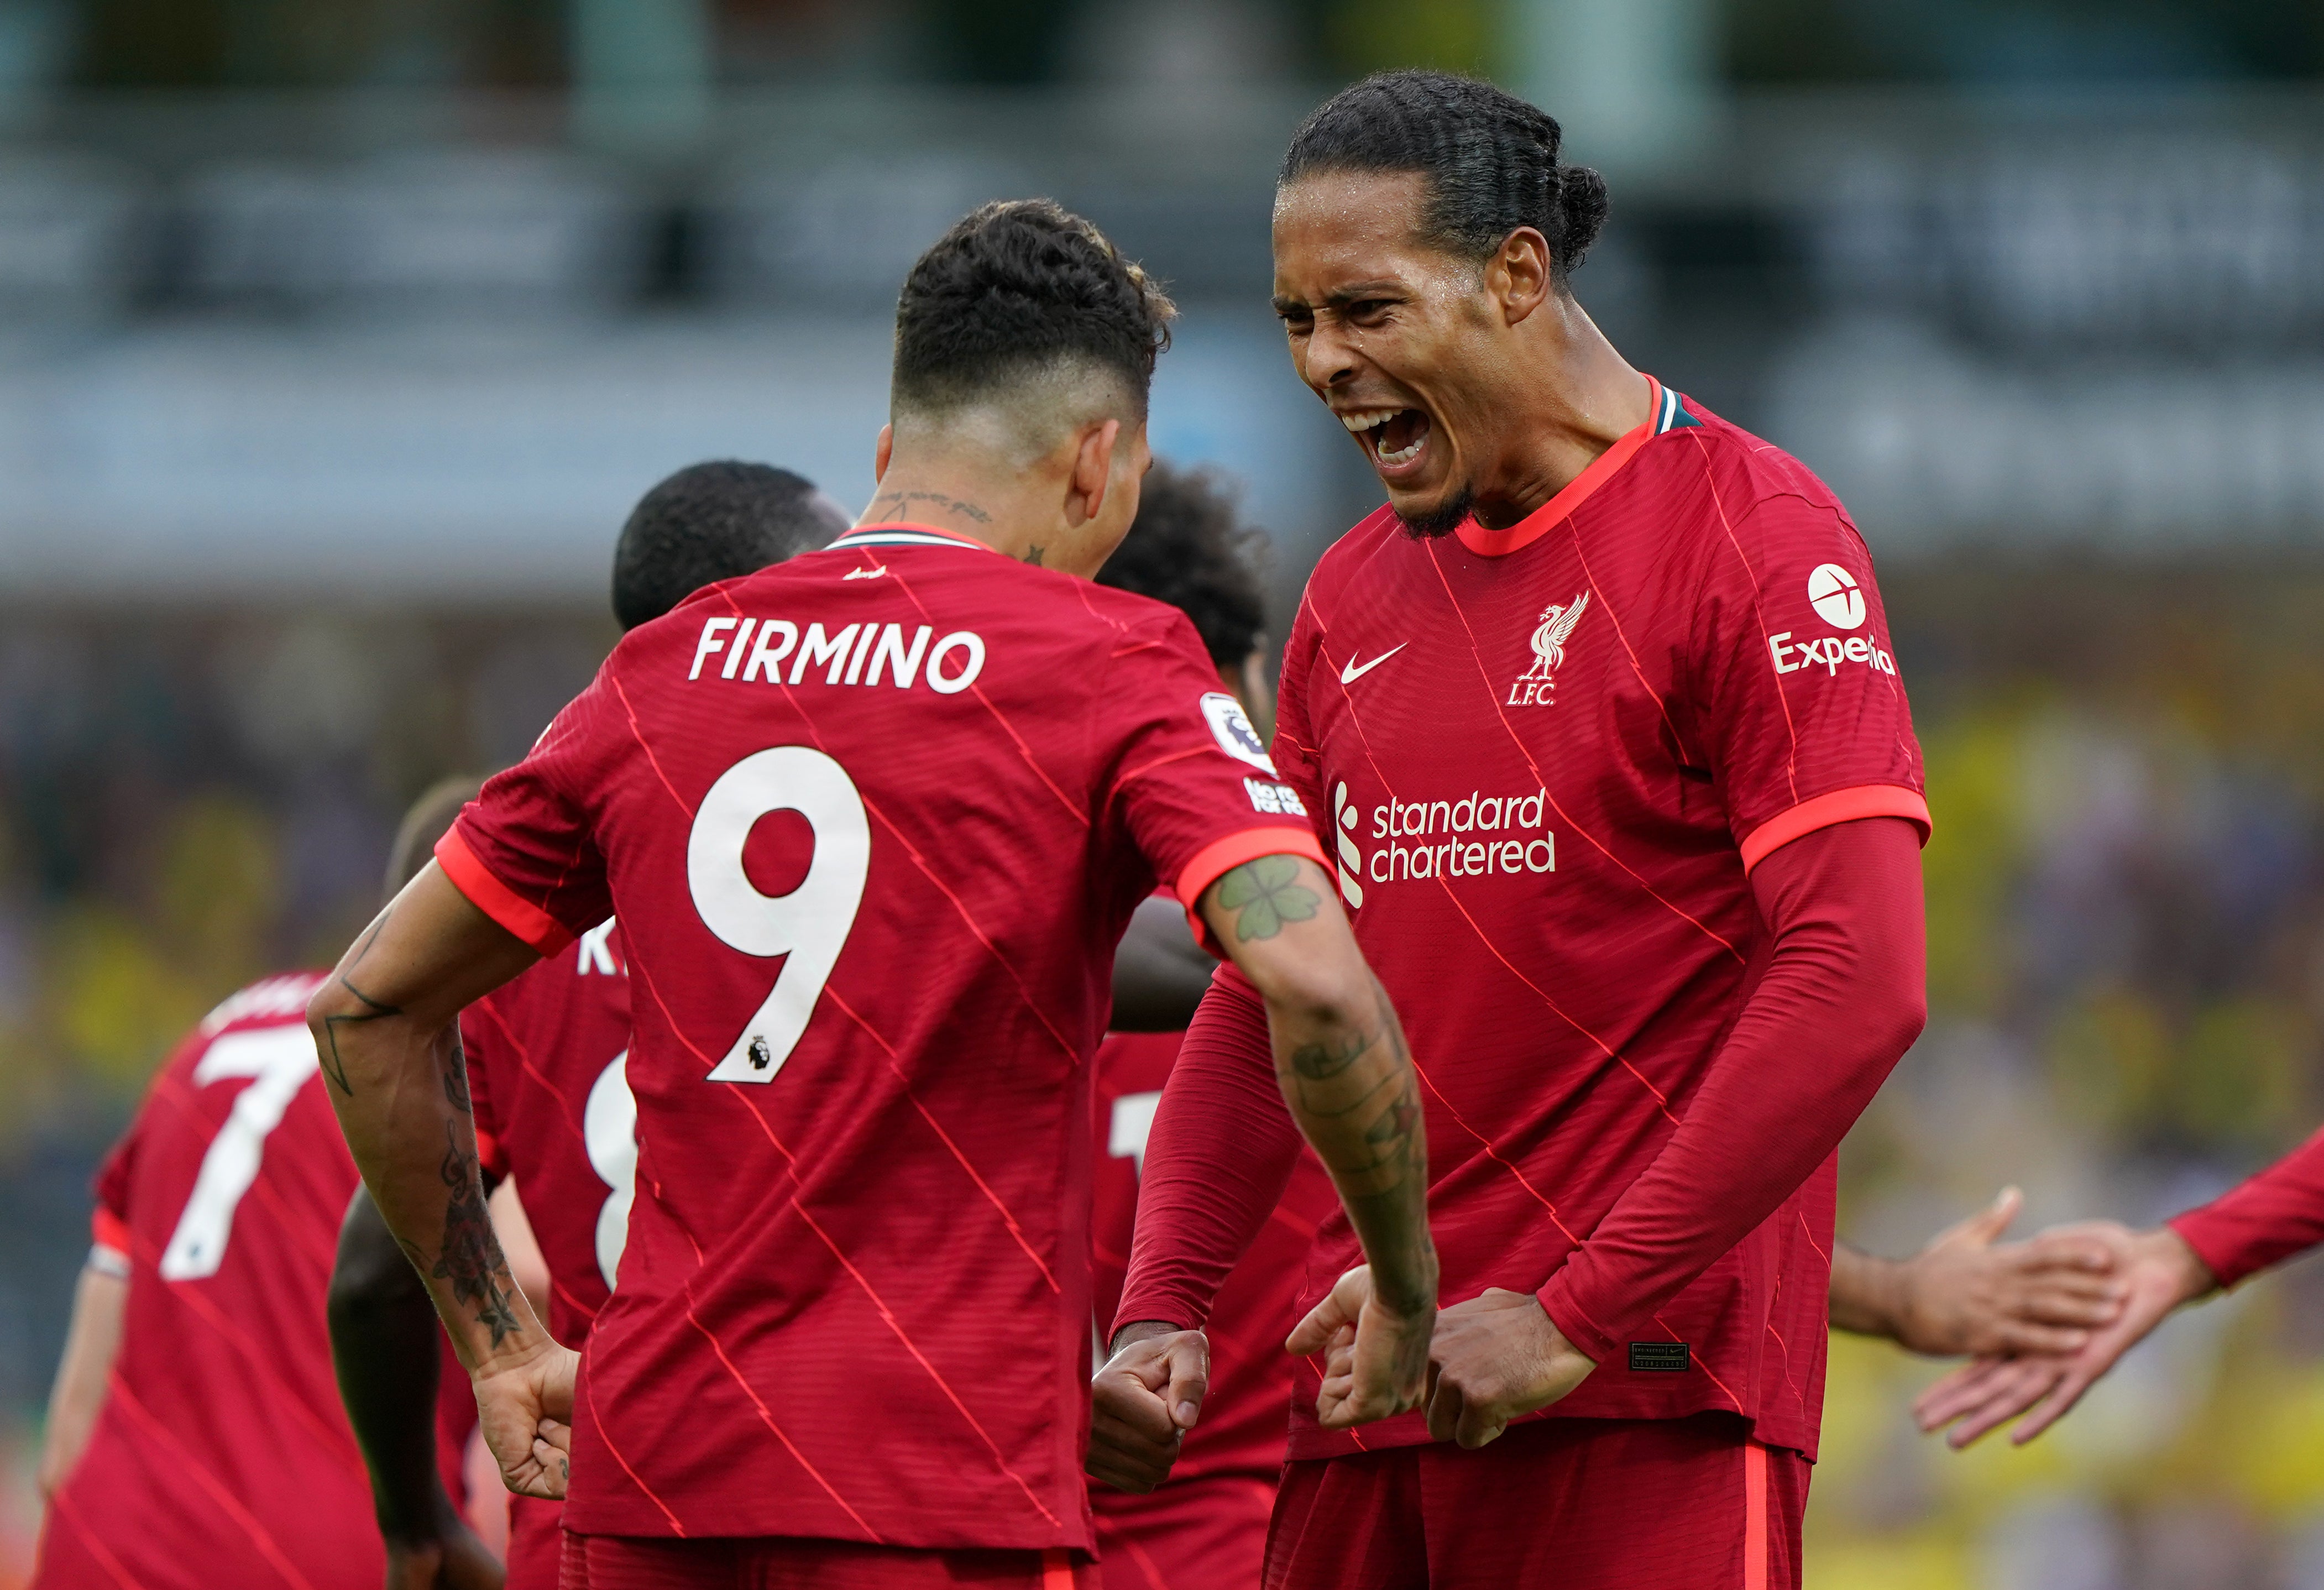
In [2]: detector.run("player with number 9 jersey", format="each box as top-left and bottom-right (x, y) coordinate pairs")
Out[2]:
(34, 975), (442, 1590)
(436, 516), (1328, 1555)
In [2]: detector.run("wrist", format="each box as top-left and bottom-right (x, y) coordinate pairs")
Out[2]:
(1107, 1319), (1188, 1357)
(377, 1483), (463, 1547)
(2143, 1226), (2217, 1305)
(1373, 1247), (1440, 1319)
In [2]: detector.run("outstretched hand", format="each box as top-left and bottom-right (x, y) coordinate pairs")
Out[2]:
(1422, 1288), (1594, 1449)
(1889, 1187), (2129, 1357)
(1914, 1223), (2215, 1448)
(474, 1342), (579, 1499)
(1286, 1265), (1434, 1429)
(1087, 1325), (1210, 1494)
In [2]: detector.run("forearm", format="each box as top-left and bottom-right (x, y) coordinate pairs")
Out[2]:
(309, 870), (547, 1374)
(1827, 1243), (1905, 1339)
(329, 1187), (462, 1542)
(1113, 966), (1305, 1346)
(1203, 855), (1435, 1314)
(38, 1262), (127, 1498)
(1540, 819), (1926, 1358)
(2169, 1124), (2324, 1288)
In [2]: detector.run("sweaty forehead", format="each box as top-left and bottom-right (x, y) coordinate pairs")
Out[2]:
(1271, 170), (1440, 300)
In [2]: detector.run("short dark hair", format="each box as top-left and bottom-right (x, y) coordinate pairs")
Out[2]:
(385, 775), (484, 902)
(1281, 71), (1609, 281)
(612, 461), (845, 631)
(892, 199), (1175, 417)
(1096, 462), (1267, 666)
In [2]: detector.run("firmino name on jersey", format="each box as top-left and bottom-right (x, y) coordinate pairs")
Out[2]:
(1328, 781), (1554, 907)
(685, 615), (986, 694)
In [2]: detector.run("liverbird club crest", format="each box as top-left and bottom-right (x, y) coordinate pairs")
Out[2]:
(1507, 592), (1589, 707)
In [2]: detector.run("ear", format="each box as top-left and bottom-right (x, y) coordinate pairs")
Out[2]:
(1491, 228), (1554, 326)
(873, 423), (894, 483)
(1065, 418), (1122, 527)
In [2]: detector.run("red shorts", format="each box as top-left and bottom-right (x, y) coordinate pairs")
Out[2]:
(556, 1534), (1094, 1590)
(1265, 1414), (1807, 1590)
(506, 1498), (564, 1590)
(1092, 1472), (1274, 1590)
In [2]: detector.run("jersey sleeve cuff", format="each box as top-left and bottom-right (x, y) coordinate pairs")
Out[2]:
(1532, 1274), (1621, 1366)
(1108, 1290), (1208, 1342)
(2164, 1209), (2255, 1291)
(1174, 827), (1331, 955)
(1739, 784), (1932, 874)
(90, 1206), (130, 1259)
(435, 826), (578, 956)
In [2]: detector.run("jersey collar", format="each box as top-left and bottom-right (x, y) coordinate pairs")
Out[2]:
(828, 522), (999, 553)
(1452, 374), (1687, 559)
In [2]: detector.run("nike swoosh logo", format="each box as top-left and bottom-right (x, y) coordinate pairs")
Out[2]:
(1339, 644), (1408, 686)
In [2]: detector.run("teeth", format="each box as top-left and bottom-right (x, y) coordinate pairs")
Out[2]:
(1378, 435), (1424, 467)
(1337, 410), (1397, 433)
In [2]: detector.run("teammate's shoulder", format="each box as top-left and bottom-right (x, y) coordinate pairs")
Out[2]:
(195, 969), (332, 1040)
(1309, 503), (1407, 587)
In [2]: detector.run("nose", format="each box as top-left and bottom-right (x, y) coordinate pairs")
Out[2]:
(1300, 318), (1360, 394)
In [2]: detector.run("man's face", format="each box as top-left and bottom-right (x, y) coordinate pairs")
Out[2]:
(1272, 170), (1504, 535)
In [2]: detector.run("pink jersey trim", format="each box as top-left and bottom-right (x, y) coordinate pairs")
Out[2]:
(1174, 826), (1331, 953)
(1744, 1440), (1770, 1590)
(91, 1205), (130, 1255)
(1737, 785), (1932, 874)
(1453, 375), (1662, 559)
(435, 827), (578, 956)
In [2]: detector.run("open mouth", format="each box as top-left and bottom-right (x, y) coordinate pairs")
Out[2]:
(1341, 407), (1431, 473)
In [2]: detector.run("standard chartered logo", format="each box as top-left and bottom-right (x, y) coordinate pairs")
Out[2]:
(1333, 784), (1556, 894)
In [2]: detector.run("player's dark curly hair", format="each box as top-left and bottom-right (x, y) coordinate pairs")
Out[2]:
(892, 198), (1175, 416)
(1281, 70), (1609, 281)
(612, 461), (844, 631)
(1097, 462), (1268, 667)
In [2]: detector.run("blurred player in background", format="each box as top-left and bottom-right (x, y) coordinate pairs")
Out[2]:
(1109, 71), (1928, 1589)
(311, 198), (1436, 1590)
(329, 461), (848, 1590)
(31, 851), (482, 1588)
(1913, 1123), (2324, 1450)
(1082, 463), (1344, 1590)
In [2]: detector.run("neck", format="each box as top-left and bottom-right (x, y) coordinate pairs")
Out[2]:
(859, 467), (1055, 568)
(1468, 296), (1651, 531)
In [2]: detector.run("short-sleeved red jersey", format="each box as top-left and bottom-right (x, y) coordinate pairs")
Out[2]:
(36, 974), (389, 1590)
(1126, 381), (1927, 1463)
(1087, 1029), (1336, 1497)
(436, 522), (1325, 1552)
(463, 921), (634, 1347)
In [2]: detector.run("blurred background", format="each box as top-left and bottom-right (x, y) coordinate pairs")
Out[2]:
(2, 1), (2323, 1584)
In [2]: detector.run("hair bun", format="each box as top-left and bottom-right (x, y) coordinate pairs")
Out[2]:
(1557, 164), (1609, 271)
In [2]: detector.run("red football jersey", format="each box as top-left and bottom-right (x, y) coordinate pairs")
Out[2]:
(463, 920), (634, 1347)
(1087, 1029), (1337, 1493)
(1127, 380), (1928, 1462)
(36, 974), (390, 1590)
(436, 521), (1326, 1552)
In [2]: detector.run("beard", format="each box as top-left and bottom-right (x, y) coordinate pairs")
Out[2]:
(1394, 484), (1476, 541)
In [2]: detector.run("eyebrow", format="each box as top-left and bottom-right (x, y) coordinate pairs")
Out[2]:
(1273, 280), (1406, 315)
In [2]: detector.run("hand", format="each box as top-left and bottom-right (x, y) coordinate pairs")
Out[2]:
(1286, 1265), (1434, 1429)
(1086, 1322), (1209, 1494)
(1421, 1288), (1594, 1449)
(1913, 1223), (2215, 1448)
(474, 1342), (579, 1499)
(384, 1525), (506, 1589)
(1887, 1187), (2128, 1356)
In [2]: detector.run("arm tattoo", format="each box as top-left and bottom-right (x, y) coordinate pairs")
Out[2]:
(439, 1028), (472, 1115)
(867, 488), (993, 525)
(1213, 856), (1321, 943)
(317, 907), (401, 1097)
(433, 1122), (521, 1349)
(1290, 1028), (1366, 1080)
(1020, 544), (1044, 566)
